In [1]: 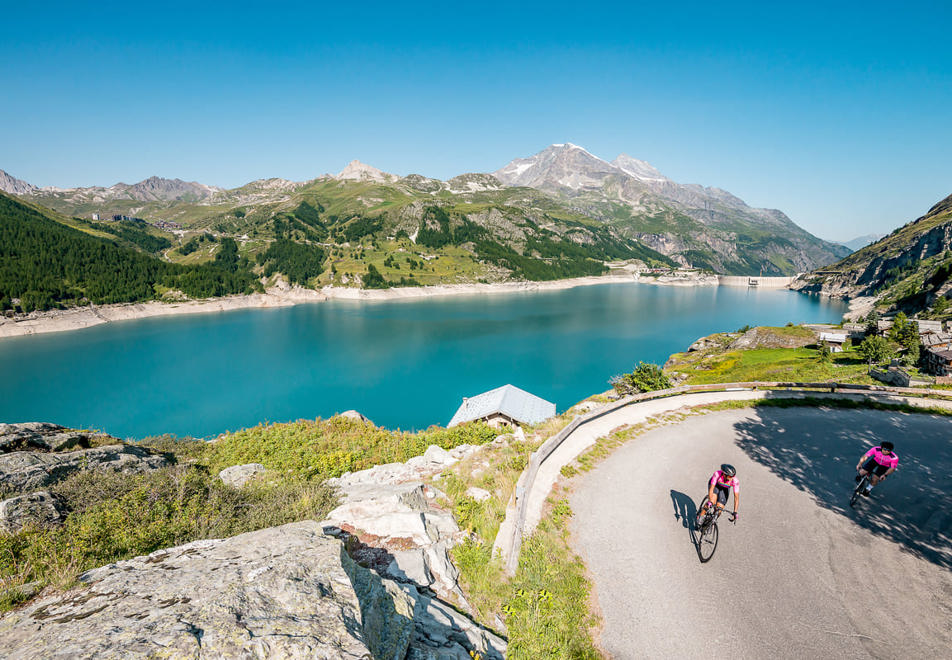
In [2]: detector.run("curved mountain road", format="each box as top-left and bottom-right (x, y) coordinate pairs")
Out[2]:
(569, 407), (952, 659)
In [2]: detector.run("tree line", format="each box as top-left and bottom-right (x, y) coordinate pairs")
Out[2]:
(0, 194), (257, 313)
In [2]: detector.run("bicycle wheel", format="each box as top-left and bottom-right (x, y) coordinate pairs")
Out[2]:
(697, 520), (719, 562)
(850, 476), (868, 508)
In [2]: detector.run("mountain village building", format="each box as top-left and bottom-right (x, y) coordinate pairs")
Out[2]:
(842, 323), (867, 340)
(920, 332), (952, 351)
(448, 384), (556, 429)
(818, 332), (849, 352)
(924, 347), (952, 377)
(916, 319), (944, 335)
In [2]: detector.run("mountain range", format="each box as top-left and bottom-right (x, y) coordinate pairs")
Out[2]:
(1, 144), (851, 292)
(837, 233), (884, 252)
(493, 144), (849, 273)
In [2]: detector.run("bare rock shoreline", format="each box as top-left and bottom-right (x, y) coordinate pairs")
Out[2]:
(0, 270), (763, 340)
(0, 274), (644, 339)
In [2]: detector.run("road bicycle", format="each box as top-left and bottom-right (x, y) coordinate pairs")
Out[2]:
(850, 471), (887, 508)
(692, 499), (736, 563)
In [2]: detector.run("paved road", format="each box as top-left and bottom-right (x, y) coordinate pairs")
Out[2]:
(569, 407), (952, 659)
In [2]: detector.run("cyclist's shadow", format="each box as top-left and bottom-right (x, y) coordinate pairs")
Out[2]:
(669, 489), (697, 532)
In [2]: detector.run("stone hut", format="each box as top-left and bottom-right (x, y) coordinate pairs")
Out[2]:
(448, 384), (556, 429)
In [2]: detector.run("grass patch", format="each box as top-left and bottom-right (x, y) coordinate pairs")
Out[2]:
(207, 417), (497, 479)
(440, 412), (602, 656)
(504, 498), (599, 659)
(667, 345), (878, 385)
(0, 462), (337, 607)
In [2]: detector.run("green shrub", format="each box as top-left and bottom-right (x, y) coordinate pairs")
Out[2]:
(207, 418), (496, 480)
(611, 362), (672, 395)
(857, 335), (892, 364)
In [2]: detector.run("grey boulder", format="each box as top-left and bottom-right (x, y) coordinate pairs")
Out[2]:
(0, 490), (65, 533)
(0, 422), (118, 453)
(218, 462), (266, 488)
(0, 444), (170, 496)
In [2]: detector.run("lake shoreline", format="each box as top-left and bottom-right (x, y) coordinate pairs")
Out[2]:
(0, 273), (635, 339)
(0, 270), (785, 339)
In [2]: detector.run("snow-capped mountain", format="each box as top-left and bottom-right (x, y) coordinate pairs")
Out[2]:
(493, 143), (619, 191)
(492, 143), (850, 273)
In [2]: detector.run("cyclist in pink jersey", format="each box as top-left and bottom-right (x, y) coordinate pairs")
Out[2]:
(854, 441), (898, 496)
(695, 463), (740, 529)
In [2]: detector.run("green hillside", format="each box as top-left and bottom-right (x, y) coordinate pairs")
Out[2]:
(0, 193), (258, 312)
(793, 193), (952, 320)
(5, 176), (676, 313)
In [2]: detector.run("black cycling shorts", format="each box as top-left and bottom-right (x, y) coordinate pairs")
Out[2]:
(861, 457), (889, 476)
(713, 484), (731, 506)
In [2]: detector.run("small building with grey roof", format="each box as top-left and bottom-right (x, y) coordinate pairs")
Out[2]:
(448, 384), (556, 429)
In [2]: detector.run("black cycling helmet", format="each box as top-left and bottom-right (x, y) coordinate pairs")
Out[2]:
(720, 463), (736, 477)
(881, 441), (894, 452)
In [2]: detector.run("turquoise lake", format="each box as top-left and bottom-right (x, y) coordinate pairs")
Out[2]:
(1, 283), (848, 439)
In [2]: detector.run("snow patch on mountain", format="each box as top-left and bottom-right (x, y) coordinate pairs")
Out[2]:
(611, 154), (667, 183)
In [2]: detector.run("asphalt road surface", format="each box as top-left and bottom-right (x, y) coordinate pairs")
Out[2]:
(569, 407), (952, 659)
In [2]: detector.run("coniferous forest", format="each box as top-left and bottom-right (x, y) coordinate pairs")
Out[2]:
(0, 193), (258, 313)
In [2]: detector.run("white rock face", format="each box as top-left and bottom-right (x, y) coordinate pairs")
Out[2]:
(336, 159), (398, 183)
(0, 169), (37, 195)
(0, 522), (375, 659)
(323, 443), (489, 604)
(217, 462), (266, 488)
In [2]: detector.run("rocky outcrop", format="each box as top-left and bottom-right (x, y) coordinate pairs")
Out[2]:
(0, 423), (117, 453)
(0, 443), (170, 495)
(324, 480), (467, 602)
(0, 522), (373, 659)
(339, 409), (373, 424)
(727, 327), (815, 350)
(0, 520), (505, 659)
(328, 444), (482, 491)
(217, 463), (266, 488)
(0, 491), (65, 533)
(323, 442), (505, 627)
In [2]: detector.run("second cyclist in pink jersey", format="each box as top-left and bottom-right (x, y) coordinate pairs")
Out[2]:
(855, 441), (898, 496)
(696, 463), (740, 529)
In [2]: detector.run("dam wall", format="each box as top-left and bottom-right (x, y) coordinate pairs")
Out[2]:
(717, 275), (797, 289)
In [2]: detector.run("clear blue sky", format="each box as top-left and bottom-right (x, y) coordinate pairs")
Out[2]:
(1, 1), (949, 241)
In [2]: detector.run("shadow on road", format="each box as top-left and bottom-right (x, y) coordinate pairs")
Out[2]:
(733, 401), (952, 569)
(669, 489), (698, 530)
(671, 489), (711, 562)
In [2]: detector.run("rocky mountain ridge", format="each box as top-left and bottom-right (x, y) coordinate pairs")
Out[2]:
(791, 193), (952, 318)
(492, 143), (849, 274)
(0, 170), (36, 196)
